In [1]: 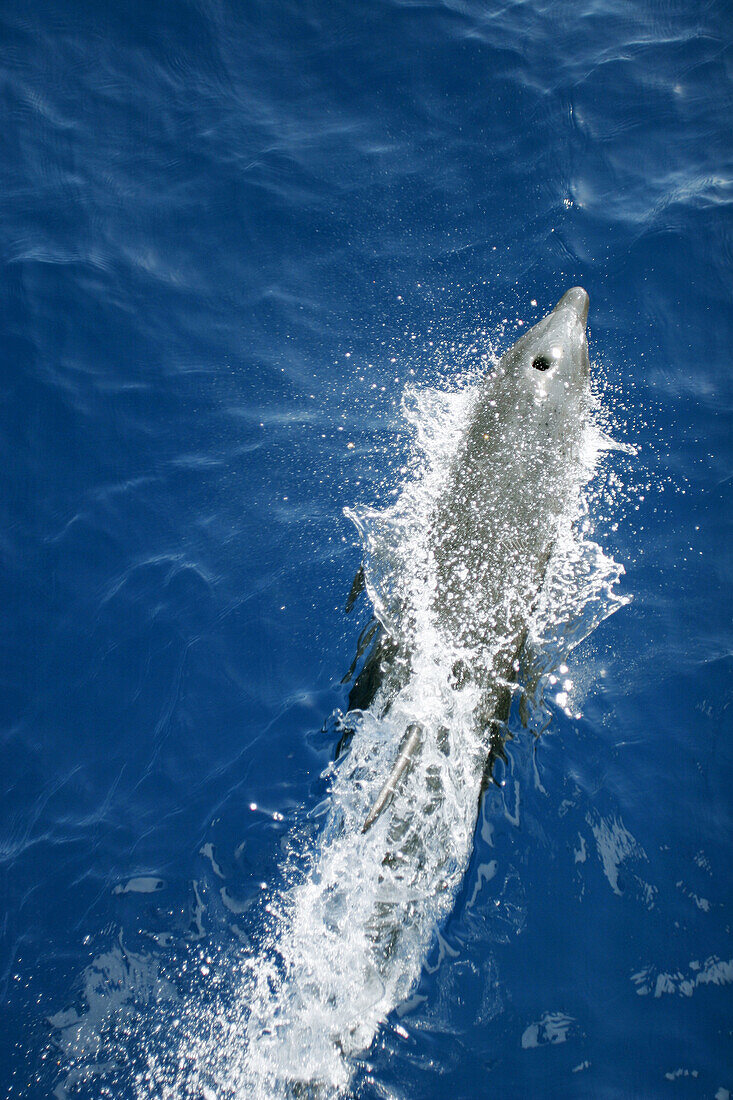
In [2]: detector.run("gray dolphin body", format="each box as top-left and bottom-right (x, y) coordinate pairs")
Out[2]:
(356, 287), (592, 831)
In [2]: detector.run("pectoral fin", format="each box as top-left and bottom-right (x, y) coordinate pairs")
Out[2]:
(345, 564), (365, 613)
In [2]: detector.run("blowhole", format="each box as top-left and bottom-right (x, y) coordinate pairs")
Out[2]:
(532, 355), (552, 372)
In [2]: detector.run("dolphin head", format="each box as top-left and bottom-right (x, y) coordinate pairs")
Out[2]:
(500, 286), (590, 409)
(468, 285), (593, 472)
(432, 286), (594, 663)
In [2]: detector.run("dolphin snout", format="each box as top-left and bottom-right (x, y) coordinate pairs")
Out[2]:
(554, 286), (589, 328)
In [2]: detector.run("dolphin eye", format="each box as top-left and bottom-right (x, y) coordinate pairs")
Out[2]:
(532, 355), (552, 372)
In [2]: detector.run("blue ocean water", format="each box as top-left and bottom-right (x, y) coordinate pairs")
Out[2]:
(1, 0), (731, 1096)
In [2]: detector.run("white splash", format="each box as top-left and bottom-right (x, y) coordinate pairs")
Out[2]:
(185, 378), (625, 1099)
(51, 373), (628, 1100)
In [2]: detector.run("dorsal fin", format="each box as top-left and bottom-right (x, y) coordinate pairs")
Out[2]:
(362, 723), (423, 832)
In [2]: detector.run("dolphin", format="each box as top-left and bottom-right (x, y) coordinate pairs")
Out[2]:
(232, 289), (599, 1091)
(350, 287), (592, 831)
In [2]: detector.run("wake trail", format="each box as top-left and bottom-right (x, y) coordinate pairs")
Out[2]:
(50, 371), (628, 1100)
(185, 379), (627, 1099)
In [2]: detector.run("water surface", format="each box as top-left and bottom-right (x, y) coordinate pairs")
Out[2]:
(1, 0), (731, 1096)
